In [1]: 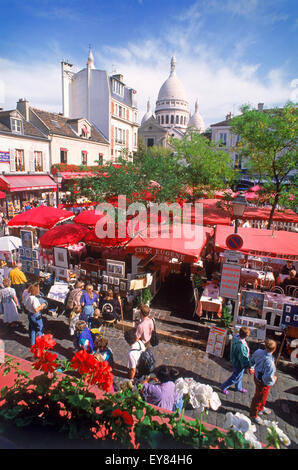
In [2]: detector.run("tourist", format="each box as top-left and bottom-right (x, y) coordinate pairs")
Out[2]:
(98, 289), (121, 322)
(22, 284), (47, 346)
(69, 305), (82, 336)
(0, 278), (21, 328)
(73, 320), (95, 353)
(9, 262), (28, 312)
(220, 327), (250, 395)
(88, 308), (103, 331)
(124, 329), (146, 380)
(136, 303), (154, 348)
(281, 270), (298, 290)
(80, 284), (99, 322)
(66, 280), (84, 315)
(280, 260), (294, 275)
(249, 339), (278, 425)
(192, 267), (206, 297)
(141, 365), (182, 412)
(93, 336), (114, 367)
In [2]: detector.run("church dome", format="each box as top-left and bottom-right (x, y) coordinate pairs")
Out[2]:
(141, 99), (153, 125)
(188, 100), (205, 132)
(157, 56), (188, 102)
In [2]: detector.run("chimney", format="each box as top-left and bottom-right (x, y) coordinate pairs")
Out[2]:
(257, 103), (264, 111)
(113, 73), (124, 82)
(226, 112), (233, 120)
(17, 98), (30, 121)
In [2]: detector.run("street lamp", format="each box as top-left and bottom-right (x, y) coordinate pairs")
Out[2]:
(53, 172), (63, 207)
(232, 192), (247, 233)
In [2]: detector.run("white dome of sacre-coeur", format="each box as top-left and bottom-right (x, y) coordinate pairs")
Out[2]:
(141, 99), (153, 125)
(157, 56), (188, 102)
(188, 100), (205, 132)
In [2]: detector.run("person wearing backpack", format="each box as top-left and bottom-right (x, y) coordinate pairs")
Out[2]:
(124, 329), (155, 380)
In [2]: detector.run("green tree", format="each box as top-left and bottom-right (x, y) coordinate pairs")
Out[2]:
(171, 131), (236, 202)
(231, 102), (298, 229)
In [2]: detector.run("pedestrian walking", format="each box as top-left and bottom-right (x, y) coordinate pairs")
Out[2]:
(249, 339), (278, 425)
(80, 284), (99, 323)
(220, 327), (250, 395)
(9, 262), (27, 312)
(136, 303), (154, 348)
(65, 281), (84, 315)
(22, 284), (47, 346)
(124, 329), (146, 380)
(0, 278), (21, 328)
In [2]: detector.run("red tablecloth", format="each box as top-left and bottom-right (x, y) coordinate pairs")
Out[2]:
(196, 284), (223, 317)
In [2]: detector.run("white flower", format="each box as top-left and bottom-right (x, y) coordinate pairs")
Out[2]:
(224, 412), (261, 449)
(263, 420), (291, 447)
(210, 391), (221, 411)
(175, 377), (196, 396)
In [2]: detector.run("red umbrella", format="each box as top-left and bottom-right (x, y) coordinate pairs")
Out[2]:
(39, 223), (90, 248)
(74, 210), (113, 227)
(0, 191), (5, 199)
(84, 227), (131, 248)
(7, 206), (74, 229)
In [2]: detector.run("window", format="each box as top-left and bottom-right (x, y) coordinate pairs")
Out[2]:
(60, 149), (67, 163)
(15, 149), (25, 171)
(157, 116), (160, 123)
(134, 132), (137, 147)
(81, 151), (88, 165)
(98, 154), (103, 165)
(219, 133), (227, 146)
(166, 115), (169, 124)
(34, 151), (43, 171)
(171, 115), (174, 124)
(11, 118), (23, 134)
(176, 115), (179, 124)
(119, 106), (123, 118)
(115, 127), (125, 144)
(113, 79), (124, 97)
(161, 115), (164, 124)
(234, 154), (242, 169)
(180, 116), (183, 125)
(147, 138), (154, 147)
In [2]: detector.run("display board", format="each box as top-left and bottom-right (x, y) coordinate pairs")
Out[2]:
(206, 326), (227, 358)
(281, 304), (298, 329)
(220, 263), (241, 299)
(235, 316), (267, 341)
(240, 290), (264, 318)
(47, 281), (69, 304)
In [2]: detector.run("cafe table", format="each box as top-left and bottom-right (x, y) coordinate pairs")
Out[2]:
(196, 283), (223, 318)
(240, 268), (275, 289)
(262, 291), (298, 330)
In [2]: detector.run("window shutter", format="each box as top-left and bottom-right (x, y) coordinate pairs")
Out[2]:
(42, 151), (47, 171)
(9, 149), (16, 172)
(29, 150), (35, 172)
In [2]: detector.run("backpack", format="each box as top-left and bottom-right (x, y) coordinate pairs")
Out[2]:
(132, 342), (156, 376)
(150, 319), (159, 347)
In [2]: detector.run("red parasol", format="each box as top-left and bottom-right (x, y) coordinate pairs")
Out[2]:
(7, 206), (74, 229)
(39, 223), (90, 249)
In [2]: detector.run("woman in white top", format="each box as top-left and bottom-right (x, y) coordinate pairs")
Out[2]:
(0, 278), (20, 327)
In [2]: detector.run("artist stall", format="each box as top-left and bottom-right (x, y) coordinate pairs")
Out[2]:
(214, 225), (298, 337)
(7, 206), (74, 279)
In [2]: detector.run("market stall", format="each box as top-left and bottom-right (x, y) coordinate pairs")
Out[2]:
(214, 225), (298, 333)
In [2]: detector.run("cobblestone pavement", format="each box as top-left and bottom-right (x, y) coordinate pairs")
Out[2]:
(0, 312), (297, 449)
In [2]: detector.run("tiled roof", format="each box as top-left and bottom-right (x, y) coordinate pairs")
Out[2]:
(31, 108), (108, 144)
(210, 118), (233, 127)
(0, 110), (47, 139)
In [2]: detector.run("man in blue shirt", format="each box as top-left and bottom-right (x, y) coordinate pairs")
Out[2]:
(249, 339), (277, 425)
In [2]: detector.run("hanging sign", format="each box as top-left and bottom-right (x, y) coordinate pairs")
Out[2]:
(0, 151), (10, 163)
(220, 263), (241, 299)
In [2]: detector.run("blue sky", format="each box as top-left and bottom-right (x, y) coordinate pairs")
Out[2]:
(0, 0), (297, 127)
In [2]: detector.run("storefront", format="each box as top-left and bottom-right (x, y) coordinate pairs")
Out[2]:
(0, 174), (58, 217)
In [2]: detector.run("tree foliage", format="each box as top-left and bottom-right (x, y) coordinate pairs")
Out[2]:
(231, 101), (298, 228)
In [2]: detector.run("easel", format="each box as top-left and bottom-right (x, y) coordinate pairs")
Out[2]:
(276, 326), (298, 365)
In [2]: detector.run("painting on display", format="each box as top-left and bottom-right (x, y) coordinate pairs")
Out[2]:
(54, 247), (69, 268)
(20, 230), (34, 250)
(281, 304), (298, 329)
(235, 316), (267, 341)
(106, 259), (125, 278)
(240, 290), (264, 318)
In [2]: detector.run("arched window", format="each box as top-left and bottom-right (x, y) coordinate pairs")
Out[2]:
(184, 117), (186, 125)
(161, 115), (164, 124)
(180, 116), (183, 125)
(166, 115), (169, 124)
(171, 115), (174, 124)
(176, 115), (179, 124)
(157, 115), (160, 123)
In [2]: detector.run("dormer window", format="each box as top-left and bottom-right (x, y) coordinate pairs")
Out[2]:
(81, 124), (90, 138)
(113, 79), (124, 97)
(11, 118), (23, 134)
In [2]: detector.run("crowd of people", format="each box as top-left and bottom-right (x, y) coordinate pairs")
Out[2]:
(0, 261), (284, 424)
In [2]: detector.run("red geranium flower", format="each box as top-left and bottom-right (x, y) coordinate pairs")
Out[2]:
(33, 351), (59, 374)
(112, 408), (134, 426)
(31, 334), (56, 358)
(70, 349), (97, 375)
(86, 361), (114, 392)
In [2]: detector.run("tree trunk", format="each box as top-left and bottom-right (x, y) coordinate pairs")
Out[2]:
(267, 192), (279, 230)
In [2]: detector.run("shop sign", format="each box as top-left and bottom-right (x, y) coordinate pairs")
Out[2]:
(220, 263), (241, 299)
(206, 326), (227, 358)
(0, 151), (10, 163)
(223, 250), (243, 265)
(134, 246), (186, 262)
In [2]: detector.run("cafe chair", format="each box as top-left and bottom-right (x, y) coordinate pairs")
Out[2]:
(270, 286), (284, 294)
(285, 285), (298, 297)
(102, 318), (116, 335)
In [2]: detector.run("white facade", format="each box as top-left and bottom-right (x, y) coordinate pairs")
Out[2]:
(61, 50), (139, 160)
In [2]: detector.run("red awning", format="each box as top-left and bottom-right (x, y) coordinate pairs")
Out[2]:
(59, 172), (96, 180)
(39, 223), (90, 248)
(214, 225), (298, 260)
(7, 206), (74, 229)
(0, 191), (5, 199)
(84, 227), (131, 248)
(0, 175), (57, 192)
(124, 225), (214, 263)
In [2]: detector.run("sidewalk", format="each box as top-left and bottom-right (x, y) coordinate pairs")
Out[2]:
(0, 312), (297, 449)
